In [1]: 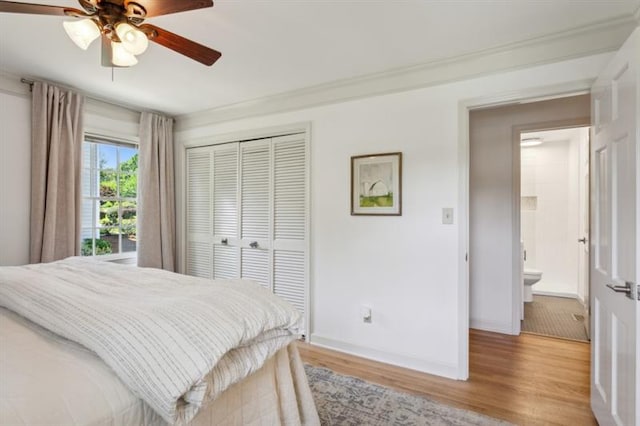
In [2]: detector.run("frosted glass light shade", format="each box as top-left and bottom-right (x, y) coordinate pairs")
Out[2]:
(111, 42), (138, 66)
(115, 23), (148, 55)
(63, 19), (101, 50)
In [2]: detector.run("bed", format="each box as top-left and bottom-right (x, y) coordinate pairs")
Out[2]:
(0, 258), (319, 426)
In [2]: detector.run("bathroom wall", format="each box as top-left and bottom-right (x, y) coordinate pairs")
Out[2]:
(521, 128), (585, 297)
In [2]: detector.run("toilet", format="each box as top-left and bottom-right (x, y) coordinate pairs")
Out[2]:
(523, 269), (543, 302)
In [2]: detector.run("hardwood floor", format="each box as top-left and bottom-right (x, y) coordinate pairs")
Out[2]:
(298, 329), (596, 425)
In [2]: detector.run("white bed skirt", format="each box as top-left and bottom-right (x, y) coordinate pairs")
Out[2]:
(0, 308), (319, 425)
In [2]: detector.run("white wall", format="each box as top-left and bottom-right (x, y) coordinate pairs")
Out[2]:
(0, 74), (141, 266)
(521, 129), (583, 297)
(176, 53), (611, 378)
(0, 90), (31, 266)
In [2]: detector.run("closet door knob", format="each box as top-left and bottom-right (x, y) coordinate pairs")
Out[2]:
(578, 237), (587, 244)
(249, 241), (259, 248)
(221, 238), (228, 245)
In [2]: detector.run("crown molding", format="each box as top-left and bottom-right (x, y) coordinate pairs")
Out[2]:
(0, 71), (29, 97)
(176, 14), (638, 131)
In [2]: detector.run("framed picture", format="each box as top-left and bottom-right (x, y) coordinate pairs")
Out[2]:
(351, 152), (402, 216)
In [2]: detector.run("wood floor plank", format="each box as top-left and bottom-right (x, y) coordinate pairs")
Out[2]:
(298, 329), (596, 425)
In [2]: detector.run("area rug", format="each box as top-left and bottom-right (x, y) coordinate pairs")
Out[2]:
(304, 365), (511, 426)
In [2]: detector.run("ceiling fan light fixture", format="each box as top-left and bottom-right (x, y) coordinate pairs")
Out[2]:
(63, 19), (100, 50)
(115, 22), (148, 55)
(111, 41), (138, 67)
(2, 0), (220, 67)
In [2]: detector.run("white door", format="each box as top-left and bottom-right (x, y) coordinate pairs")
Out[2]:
(578, 128), (590, 336)
(185, 146), (213, 278)
(590, 28), (638, 426)
(239, 139), (272, 288)
(185, 143), (240, 279)
(272, 134), (309, 317)
(211, 143), (240, 279)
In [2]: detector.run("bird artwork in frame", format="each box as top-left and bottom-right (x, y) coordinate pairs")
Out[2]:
(351, 152), (402, 216)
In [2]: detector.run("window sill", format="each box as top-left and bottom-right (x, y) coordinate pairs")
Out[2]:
(86, 252), (137, 264)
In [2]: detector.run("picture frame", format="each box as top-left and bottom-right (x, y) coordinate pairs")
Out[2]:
(351, 152), (402, 216)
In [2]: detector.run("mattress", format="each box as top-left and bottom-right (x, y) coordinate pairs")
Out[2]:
(0, 308), (319, 426)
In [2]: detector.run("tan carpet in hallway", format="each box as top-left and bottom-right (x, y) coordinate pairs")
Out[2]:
(521, 295), (589, 342)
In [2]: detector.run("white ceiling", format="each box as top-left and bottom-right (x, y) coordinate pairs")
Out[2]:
(1, 0), (638, 116)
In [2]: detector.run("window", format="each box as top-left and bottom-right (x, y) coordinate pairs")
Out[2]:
(81, 138), (138, 257)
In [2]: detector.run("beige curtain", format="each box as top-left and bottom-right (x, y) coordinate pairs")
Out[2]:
(137, 112), (175, 271)
(30, 82), (84, 264)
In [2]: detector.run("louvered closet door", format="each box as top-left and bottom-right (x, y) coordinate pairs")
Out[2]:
(272, 134), (308, 319)
(239, 139), (272, 288)
(185, 133), (309, 334)
(211, 143), (240, 279)
(186, 147), (213, 278)
(186, 143), (240, 279)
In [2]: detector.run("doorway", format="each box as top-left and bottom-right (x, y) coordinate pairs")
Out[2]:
(519, 127), (590, 342)
(468, 94), (590, 336)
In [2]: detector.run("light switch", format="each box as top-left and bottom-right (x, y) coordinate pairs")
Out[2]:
(442, 208), (454, 224)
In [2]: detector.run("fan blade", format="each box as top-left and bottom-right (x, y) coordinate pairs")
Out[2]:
(139, 23), (221, 66)
(131, 0), (212, 18)
(78, 0), (99, 14)
(0, 1), (83, 16)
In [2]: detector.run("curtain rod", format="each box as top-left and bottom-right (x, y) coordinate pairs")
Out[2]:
(19, 76), (171, 118)
(21, 78), (34, 91)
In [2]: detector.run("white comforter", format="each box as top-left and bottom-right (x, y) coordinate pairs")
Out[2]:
(0, 258), (301, 425)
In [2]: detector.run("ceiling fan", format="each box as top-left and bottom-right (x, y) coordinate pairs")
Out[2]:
(0, 0), (222, 67)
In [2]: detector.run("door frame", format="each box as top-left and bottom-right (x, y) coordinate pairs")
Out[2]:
(457, 79), (593, 379)
(511, 120), (592, 329)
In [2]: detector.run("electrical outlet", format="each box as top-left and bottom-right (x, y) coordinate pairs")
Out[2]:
(442, 207), (454, 224)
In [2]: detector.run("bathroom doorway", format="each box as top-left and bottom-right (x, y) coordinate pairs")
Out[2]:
(469, 94), (591, 336)
(519, 126), (590, 342)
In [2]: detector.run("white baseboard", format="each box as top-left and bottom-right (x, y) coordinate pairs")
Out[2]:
(309, 334), (461, 380)
(470, 318), (515, 335)
(532, 290), (578, 299)
(577, 294), (587, 306)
